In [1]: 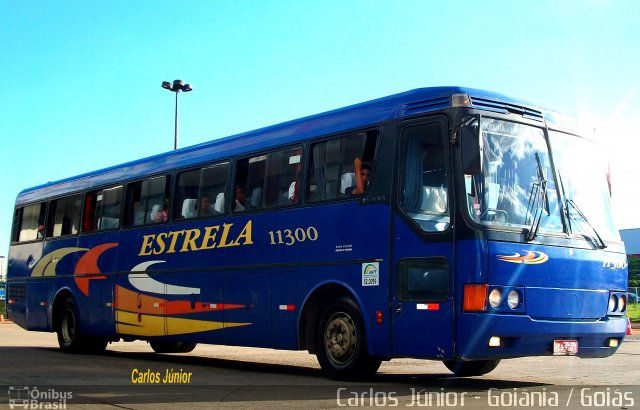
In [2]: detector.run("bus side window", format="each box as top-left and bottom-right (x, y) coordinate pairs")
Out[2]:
(14, 202), (47, 242)
(397, 258), (449, 301)
(84, 186), (123, 232)
(47, 195), (82, 238)
(99, 186), (123, 230)
(307, 130), (378, 201)
(263, 147), (302, 208)
(125, 176), (170, 226)
(174, 169), (200, 220)
(199, 162), (229, 215)
(234, 148), (301, 212)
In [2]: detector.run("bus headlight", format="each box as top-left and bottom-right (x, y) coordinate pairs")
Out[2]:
(618, 295), (626, 313)
(489, 289), (502, 308)
(507, 290), (520, 309)
(609, 294), (618, 312)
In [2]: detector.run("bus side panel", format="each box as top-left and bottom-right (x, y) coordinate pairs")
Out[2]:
(75, 231), (120, 338)
(271, 272), (297, 350)
(26, 279), (49, 330)
(453, 239), (488, 357)
(295, 264), (392, 358)
(223, 272), (272, 347)
(7, 242), (44, 330)
(79, 277), (116, 337)
(286, 203), (392, 358)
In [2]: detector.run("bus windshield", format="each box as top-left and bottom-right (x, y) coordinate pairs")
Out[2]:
(549, 130), (619, 241)
(465, 119), (563, 233)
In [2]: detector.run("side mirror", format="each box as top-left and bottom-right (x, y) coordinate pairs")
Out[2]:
(460, 125), (482, 175)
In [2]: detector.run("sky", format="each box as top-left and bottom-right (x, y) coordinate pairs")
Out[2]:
(1, 0), (640, 269)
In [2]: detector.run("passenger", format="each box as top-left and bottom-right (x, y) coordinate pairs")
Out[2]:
(153, 200), (169, 222)
(199, 195), (211, 216)
(351, 157), (372, 195)
(234, 185), (247, 212)
(37, 223), (45, 239)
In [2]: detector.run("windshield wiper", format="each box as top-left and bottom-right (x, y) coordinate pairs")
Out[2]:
(525, 153), (550, 241)
(564, 199), (607, 249)
(558, 172), (607, 249)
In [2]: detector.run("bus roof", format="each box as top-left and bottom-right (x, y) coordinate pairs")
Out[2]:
(15, 86), (556, 205)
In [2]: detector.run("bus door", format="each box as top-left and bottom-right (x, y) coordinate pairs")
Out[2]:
(391, 117), (455, 359)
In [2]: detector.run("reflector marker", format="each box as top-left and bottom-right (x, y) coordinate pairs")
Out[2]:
(279, 305), (296, 311)
(417, 303), (440, 310)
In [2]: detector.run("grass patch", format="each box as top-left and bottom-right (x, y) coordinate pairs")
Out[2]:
(628, 303), (640, 323)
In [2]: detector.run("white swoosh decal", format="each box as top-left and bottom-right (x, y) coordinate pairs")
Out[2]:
(128, 260), (201, 295)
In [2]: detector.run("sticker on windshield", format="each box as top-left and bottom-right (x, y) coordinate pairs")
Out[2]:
(362, 262), (379, 286)
(497, 251), (549, 264)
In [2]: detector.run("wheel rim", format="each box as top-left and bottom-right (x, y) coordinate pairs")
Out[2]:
(61, 309), (76, 343)
(324, 312), (357, 366)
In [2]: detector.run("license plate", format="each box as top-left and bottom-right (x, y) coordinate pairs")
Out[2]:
(553, 339), (578, 355)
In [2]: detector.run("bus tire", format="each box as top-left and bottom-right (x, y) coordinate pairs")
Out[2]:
(442, 359), (500, 376)
(315, 298), (381, 380)
(56, 297), (107, 354)
(150, 341), (197, 353)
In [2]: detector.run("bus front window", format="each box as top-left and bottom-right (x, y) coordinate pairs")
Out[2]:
(464, 119), (562, 233)
(549, 131), (619, 242)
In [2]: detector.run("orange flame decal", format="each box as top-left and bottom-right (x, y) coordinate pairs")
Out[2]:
(497, 251), (549, 264)
(74, 243), (118, 296)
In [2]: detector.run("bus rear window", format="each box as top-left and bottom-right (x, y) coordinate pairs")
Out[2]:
(13, 202), (46, 242)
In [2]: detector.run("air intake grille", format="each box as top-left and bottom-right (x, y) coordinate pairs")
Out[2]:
(402, 96), (451, 116)
(8, 284), (26, 301)
(470, 96), (544, 121)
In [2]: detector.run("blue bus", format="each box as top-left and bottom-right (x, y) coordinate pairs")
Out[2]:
(7, 87), (628, 379)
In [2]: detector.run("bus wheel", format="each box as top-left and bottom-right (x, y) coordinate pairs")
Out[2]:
(443, 359), (500, 376)
(56, 297), (107, 354)
(315, 298), (381, 380)
(150, 341), (197, 353)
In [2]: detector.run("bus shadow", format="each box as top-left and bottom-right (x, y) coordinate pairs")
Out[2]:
(6, 346), (554, 404)
(27, 345), (551, 389)
(101, 347), (549, 389)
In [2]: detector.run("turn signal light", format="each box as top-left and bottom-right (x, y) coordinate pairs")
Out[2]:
(463, 284), (489, 312)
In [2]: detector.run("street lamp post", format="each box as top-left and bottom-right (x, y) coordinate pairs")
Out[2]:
(161, 79), (193, 150)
